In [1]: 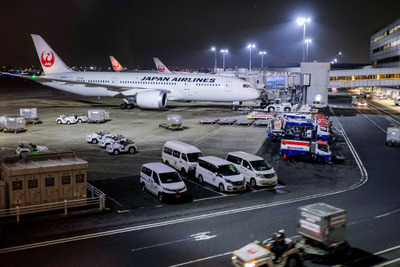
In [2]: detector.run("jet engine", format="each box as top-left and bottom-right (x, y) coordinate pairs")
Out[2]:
(135, 90), (168, 109)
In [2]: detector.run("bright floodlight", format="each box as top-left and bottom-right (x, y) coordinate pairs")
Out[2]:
(259, 51), (267, 55)
(247, 44), (255, 49)
(305, 39), (312, 43)
(297, 17), (310, 25)
(211, 47), (216, 51)
(220, 49), (228, 53)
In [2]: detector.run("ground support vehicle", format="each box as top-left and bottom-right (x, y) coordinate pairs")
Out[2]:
(106, 139), (137, 155)
(86, 130), (111, 144)
(162, 140), (203, 176)
(267, 114), (333, 142)
(195, 156), (246, 192)
(253, 120), (270, 127)
(226, 151), (278, 188)
(311, 101), (328, 109)
(218, 118), (237, 125)
(232, 239), (302, 267)
(199, 118), (219, 124)
(140, 163), (187, 202)
(246, 111), (274, 120)
(73, 114), (88, 123)
(234, 118), (254, 126)
(280, 139), (331, 163)
(386, 127), (400, 146)
(352, 96), (367, 106)
(16, 143), (48, 157)
(394, 96), (400, 106)
(99, 134), (124, 148)
(56, 115), (78, 125)
(232, 203), (351, 266)
(264, 98), (292, 113)
(159, 123), (183, 131)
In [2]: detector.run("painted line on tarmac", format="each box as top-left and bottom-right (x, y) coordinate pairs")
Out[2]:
(183, 177), (228, 197)
(0, 113), (368, 255)
(170, 251), (232, 267)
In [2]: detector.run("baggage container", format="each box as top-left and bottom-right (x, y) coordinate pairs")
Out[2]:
(0, 116), (6, 130)
(20, 108), (38, 119)
(386, 127), (400, 146)
(88, 109), (109, 123)
(298, 203), (347, 247)
(167, 114), (182, 126)
(5, 116), (26, 132)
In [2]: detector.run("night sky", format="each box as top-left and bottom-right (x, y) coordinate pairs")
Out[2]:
(1, 0), (400, 70)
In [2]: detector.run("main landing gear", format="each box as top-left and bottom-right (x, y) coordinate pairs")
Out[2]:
(120, 98), (135, 109)
(120, 102), (135, 109)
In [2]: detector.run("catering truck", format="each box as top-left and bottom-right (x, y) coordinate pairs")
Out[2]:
(232, 203), (351, 267)
(280, 139), (331, 163)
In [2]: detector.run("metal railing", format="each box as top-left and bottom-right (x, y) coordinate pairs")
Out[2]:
(0, 183), (106, 222)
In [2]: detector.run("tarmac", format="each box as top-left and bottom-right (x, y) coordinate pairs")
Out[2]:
(0, 77), (267, 182)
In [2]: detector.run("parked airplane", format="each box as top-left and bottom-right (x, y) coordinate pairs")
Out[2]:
(5, 34), (260, 110)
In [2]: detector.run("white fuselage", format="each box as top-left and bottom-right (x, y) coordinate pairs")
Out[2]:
(36, 71), (260, 102)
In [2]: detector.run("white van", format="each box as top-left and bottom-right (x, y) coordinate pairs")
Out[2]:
(162, 140), (203, 175)
(140, 163), (187, 202)
(226, 151), (278, 188)
(195, 156), (246, 192)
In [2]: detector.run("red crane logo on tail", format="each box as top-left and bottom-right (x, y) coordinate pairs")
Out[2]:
(158, 65), (165, 72)
(113, 62), (120, 69)
(41, 51), (55, 67)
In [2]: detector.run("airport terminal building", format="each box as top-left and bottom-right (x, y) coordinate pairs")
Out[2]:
(370, 18), (400, 68)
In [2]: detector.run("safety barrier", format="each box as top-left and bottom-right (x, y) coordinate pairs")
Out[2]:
(0, 183), (106, 222)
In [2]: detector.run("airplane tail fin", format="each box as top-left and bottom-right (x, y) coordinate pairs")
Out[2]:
(154, 58), (172, 74)
(110, 56), (125, 71)
(31, 34), (72, 75)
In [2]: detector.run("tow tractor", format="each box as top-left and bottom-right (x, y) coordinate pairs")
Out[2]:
(86, 130), (111, 144)
(56, 114), (78, 125)
(106, 139), (137, 155)
(16, 143), (48, 157)
(232, 203), (351, 267)
(98, 134), (125, 148)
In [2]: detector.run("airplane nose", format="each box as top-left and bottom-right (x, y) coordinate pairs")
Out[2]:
(253, 88), (261, 99)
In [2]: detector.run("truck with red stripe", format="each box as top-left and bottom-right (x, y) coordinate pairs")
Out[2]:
(280, 139), (331, 163)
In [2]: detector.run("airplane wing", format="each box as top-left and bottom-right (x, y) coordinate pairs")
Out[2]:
(1, 72), (171, 96)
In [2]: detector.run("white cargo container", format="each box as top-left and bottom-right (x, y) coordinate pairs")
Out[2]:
(5, 117), (26, 132)
(20, 108), (38, 119)
(0, 116), (6, 130)
(88, 109), (110, 123)
(167, 114), (182, 126)
(298, 203), (347, 247)
(386, 127), (400, 146)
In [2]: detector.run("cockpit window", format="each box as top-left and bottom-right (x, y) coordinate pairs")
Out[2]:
(243, 83), (252, 88)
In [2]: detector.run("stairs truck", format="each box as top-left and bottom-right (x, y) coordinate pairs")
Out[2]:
(280, 139), (331, 164)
